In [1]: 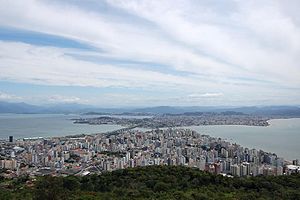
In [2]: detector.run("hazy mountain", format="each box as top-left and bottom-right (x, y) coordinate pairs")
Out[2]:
(132, 106), (185, 114)
(0, 101), (299, 117)
(40, 103), (94, 114)
(132, 105), (300, 116)
(0, 101), (131, 114)
(240, 106), (300, 116)
(0, 101), (43, 113)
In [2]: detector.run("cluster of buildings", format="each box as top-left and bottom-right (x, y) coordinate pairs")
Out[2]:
(74, 113), (270, 128)
(0, 129), (299, 178)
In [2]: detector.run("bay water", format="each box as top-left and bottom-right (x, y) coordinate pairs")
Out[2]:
(0, 114), (299, 160)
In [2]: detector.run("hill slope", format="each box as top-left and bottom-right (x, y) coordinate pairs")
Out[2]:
(1, 166), (300, 199)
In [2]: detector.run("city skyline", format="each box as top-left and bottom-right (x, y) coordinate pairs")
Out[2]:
(0, 0), (300, 107)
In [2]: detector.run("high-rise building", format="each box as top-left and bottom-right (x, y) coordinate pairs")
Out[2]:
(242, 162), (251, 176)
(292, 159), (299, 166)
(9, 136), (13, 143)
(240, 164), (247, 176)
(231, 164), (240, 177)
(0, 159), (17, 170)
(276, 166), (283, 176)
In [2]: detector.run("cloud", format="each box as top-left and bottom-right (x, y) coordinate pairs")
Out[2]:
(188, 93), (224, 98)
(0, 91), (22, 101)
(107, 0), (300, 85)
(1, 0), (299, 86)
(48, 95), (85, 104)
(0, 41), (217, 90)
(0, 0), (299, 106)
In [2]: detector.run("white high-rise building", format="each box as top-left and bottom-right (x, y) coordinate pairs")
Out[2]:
(231, 164), (240, 177)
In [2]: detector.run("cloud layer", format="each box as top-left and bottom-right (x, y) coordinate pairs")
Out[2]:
(0, 0), (299, 106)
(0, 92), (22, 101)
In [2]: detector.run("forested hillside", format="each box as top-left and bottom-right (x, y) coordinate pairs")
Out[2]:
(1, 166), (300, 200)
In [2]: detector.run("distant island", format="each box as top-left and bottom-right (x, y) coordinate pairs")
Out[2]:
(1, 100), (300, 128)
(68, 105), (300, 128)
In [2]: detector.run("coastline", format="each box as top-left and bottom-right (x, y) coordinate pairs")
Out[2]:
(1, 114), (299, 160)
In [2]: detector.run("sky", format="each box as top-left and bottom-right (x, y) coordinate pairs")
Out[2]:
(0, 0), (299, 107)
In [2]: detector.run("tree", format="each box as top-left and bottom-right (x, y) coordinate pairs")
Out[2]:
(63, 176), (80, 191)
(34, 176), (68, 200)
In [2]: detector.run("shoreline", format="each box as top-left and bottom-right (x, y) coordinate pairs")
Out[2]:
(11, 127), (290, 158)
(1, 116), (299, 160)
(3, 117), (300, 140)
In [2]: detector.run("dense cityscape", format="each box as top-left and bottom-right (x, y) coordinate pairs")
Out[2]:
(1, 128), (299, 179)
(73, 112), (270, 128)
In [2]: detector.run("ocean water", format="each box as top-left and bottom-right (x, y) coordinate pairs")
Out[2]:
(0, 114), (299, 160)
(0, 114), (124, 139)
(184, 118), (300, 161)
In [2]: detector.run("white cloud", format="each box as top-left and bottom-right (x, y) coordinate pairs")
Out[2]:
(0, 0), (299, 105)
(0, 0), (299, 85)
(0, 92), (22, 101)
(107, 0), (300, 85)
(0, 41), (217, 90)
(48, 95), (84, 104)
(188, 93), (224, 98)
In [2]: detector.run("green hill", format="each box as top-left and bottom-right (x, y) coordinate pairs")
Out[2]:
(1, 166), (300, 199)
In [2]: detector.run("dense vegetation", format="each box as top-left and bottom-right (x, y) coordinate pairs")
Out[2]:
(1, 166), (300, 199)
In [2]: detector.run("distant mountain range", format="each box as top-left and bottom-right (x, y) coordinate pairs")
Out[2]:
(0, 101), (42, 114)
(132, 105), (300, 117)
(0, 101), (300, 117)
(0, 101), (131, 114)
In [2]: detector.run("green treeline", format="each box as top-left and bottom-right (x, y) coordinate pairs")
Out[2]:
(0, 166), (300, 199)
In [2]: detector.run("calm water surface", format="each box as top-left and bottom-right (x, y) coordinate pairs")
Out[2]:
(0, 114), (124, 139)
(0, 114), (299, 160)
(184, 118), (300, 160)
